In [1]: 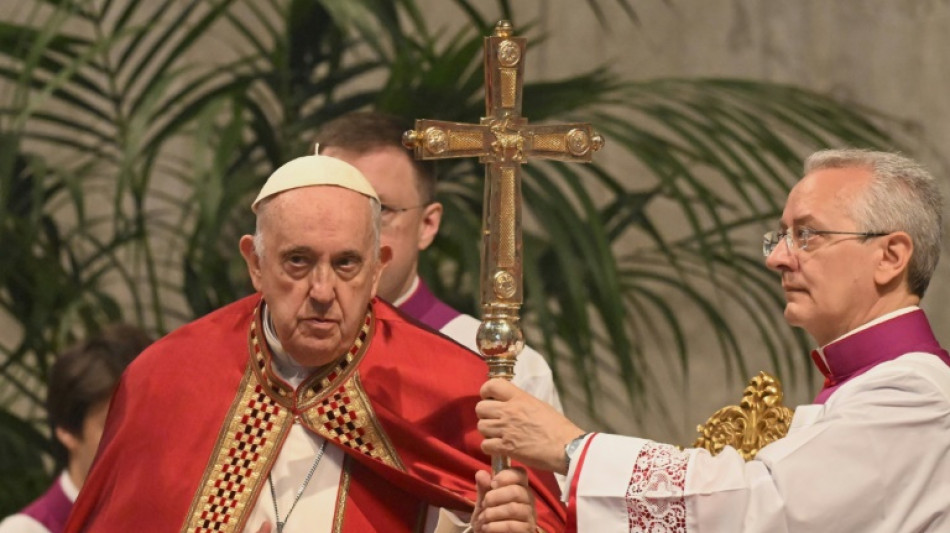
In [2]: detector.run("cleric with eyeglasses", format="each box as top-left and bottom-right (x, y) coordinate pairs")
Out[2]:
(472, 148), (950, 533)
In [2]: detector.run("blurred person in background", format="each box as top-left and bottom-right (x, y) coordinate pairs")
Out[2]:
(0, 324), (151, 533)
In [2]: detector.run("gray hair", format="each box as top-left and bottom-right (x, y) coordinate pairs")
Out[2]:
(804, 149), (944, 297)
(252, 193), (382, 261)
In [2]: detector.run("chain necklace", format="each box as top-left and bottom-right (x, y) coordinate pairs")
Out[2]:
(268, 439), (329, 533)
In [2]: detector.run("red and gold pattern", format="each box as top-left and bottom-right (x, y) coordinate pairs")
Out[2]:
(181, 375), (290, 533)
(181, 303), (393, 533)
(303, 374), (404, 470)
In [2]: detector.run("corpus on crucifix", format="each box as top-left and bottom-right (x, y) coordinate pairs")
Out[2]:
(403, 19), (604, 472)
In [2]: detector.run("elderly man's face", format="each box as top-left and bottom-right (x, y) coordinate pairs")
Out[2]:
(240, 186), (388, 366)
(765, 167), (883, 345)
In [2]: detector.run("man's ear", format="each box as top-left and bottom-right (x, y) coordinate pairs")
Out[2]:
(371, 245), (393, 297)
(239, 235), (263, 292)
(417, 202), (443, 251)
(55, 426), (79, 454)
(875, 231), (913, 287)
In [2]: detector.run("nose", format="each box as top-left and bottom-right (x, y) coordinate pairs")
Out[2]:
(765, 237), (795, 272)
(308, 266), (335, 305)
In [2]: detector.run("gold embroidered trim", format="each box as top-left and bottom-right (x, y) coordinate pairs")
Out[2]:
(352, 372), (404, 470)
(332, 458), (351, 533)
(253, 304), (403, 470)
(182, 305), (376, 532)
(302, 371), (405, 470)
(253, 305), (374, 409)
(180, 363), (290, 533)
(298, 311), (373, 406)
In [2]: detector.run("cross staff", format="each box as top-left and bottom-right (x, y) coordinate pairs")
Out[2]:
(403, 20), (604, 473)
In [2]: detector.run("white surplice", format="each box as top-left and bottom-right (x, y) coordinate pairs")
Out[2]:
(570, 352), (950, 532)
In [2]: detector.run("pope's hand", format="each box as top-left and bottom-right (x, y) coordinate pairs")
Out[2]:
(477, 378), (585, 474)
(472, 468), (536, 533)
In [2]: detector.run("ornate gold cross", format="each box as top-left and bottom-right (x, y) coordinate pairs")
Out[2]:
(403, 20), (604, 472)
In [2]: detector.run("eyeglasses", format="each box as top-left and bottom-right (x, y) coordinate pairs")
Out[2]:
(379, 203), (427, 225)
(762, 228), (890, 257)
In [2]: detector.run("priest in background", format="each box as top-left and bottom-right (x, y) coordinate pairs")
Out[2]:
(474, 149), (950, 532)
(0, 324), (151, 533)
(65, 155), (566, 532)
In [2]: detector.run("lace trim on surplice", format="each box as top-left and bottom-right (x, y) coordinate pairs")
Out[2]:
(626, 442), (689, 533)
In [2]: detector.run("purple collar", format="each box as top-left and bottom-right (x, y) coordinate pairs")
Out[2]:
(811, 309), (950, 404)
(398, 279), (462, 331)
(21, 473), (74, 530)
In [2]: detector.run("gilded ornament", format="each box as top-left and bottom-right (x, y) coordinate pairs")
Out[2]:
(693, 371), (793, 461)
(476, 317), (524, 363)
(494, 20), (513, 39)
(497, 40), (521, 67)
(493, 270), (517, 299)
(423, 127), (448, 155)
(402, 19), (604, 474)
(566, 128), (592, 157)
(489, 118), (525, 162)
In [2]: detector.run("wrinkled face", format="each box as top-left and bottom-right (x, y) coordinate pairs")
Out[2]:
(765, 167), (882, 345)
(322, 146), (441, 302)
(56, 399), (109, 488)
(240, 186), (388, 366)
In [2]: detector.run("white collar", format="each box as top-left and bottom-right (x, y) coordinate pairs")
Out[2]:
(391, 275), (421, 307)
(61, 470), (79, 503)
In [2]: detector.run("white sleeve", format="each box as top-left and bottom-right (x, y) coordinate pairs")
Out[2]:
(0, 514), (51, 533)
(571, 355), (950, 533)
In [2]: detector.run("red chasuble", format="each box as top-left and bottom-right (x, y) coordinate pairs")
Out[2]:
(65, 295), (565, 532)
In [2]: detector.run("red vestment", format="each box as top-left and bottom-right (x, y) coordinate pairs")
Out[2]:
(65, 295), (565, 532)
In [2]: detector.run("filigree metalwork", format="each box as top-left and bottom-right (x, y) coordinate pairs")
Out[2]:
(403, 19), (604, 474)
(423, 127), (447, 154)
(497, 39), (521, 67)
(693, 371), (794, 461)
(492, 270), (517, 299)
(566, 128), (592, 156)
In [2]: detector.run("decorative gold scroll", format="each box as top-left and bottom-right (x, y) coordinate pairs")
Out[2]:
(693, 371), (794, 461)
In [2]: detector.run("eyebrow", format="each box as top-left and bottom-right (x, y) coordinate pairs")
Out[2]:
(278, 246), (365, 259)
(279, 246), (313, 257)
(780, 215), (818, 230)
(336, 249), (364, 261)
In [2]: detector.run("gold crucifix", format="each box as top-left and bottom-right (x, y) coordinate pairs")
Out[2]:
(403, 20), (604, 473)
